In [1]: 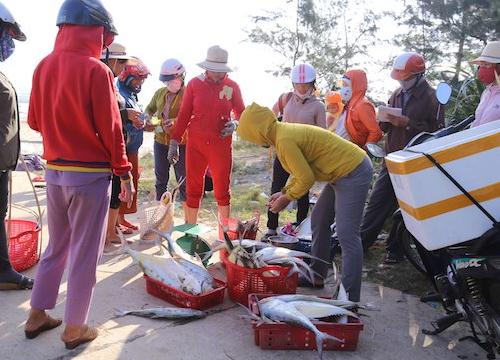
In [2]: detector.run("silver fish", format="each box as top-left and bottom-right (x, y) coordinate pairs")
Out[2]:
(287, 300), (358, 320)
(177, 258), (216, 293)
(203, 240), (273, 261)
(255, 246), (328, 264)
(115, 307), (206, 320)
(153, 230), (204, 267)
(260, 294), (359, 309)
(260, 298), (344, 360)
(126, 248), (203, 295)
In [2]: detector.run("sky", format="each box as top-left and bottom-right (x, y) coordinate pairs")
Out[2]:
(1, 0), (405, 112)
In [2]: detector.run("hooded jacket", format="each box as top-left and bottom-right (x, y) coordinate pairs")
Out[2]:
(237, 103), (366, 200)
(27, 25), (131, 176)
(344, 69), (382, 147)
(171, 73), (245, 142)
(0, 72), (20, 171)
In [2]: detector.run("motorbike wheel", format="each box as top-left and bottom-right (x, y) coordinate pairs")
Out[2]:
(398, 222), (428, 276)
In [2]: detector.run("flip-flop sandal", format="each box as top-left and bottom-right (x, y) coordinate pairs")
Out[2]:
(25, 317), (62, 339)
(120, 220), (139, 231)
(0, 275), (34, 290)
(63, 326), (98, 350)
(117, 225), (133, 235)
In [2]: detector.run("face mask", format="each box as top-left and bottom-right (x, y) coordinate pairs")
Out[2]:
(340, 86), (352, 102)
(477, 66), (497, 85)
(164, 78), (182, 93)
(103, 29), (114, 49)
(0, 30), (15, 62)
(293, 87), (312, 100)
(398, 76), (419, 91)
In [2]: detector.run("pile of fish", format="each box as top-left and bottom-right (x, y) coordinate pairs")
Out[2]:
(126, 231), (218, 296)
(209, 238), (325, 283)
(249, 293), (361, 359)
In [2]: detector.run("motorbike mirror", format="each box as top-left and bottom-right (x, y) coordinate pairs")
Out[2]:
(366, 143), (387, 158)
(436, 82), (452, 105)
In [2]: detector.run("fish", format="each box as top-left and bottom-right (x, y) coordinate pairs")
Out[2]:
(287, 300), (358, 320)
(260, 294), (359, 309)
(255, 246), (328, 264)
(126, 248), (204, 295)
(259, 298), (344, 360)
(176, 258), (217, 293)
(203, 240), (273, 262)
(153, 230), (204, 267)
(114, 307), (206, 320)
(266, 256), (316, 284)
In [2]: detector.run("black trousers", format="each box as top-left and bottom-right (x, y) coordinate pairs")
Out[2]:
(360, 163), (401, 254)
(0, 171), (12, 272)
(267, 156), (309, 230)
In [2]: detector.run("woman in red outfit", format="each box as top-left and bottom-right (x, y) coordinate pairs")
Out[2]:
(167, 45), (245, 229)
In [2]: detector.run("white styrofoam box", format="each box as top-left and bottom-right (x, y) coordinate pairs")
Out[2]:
(385, 120), (500, 250)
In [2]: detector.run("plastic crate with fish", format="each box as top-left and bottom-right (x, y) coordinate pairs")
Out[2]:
(221, 212), (260, 240)
(144, 275), (226, 310)
(221, 254), (298, 306)
(248, 294), (363, 351)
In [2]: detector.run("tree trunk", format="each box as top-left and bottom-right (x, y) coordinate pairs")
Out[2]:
(452, 33), (465, 85)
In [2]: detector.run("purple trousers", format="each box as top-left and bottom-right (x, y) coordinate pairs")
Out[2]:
(30, 171), (111, 325)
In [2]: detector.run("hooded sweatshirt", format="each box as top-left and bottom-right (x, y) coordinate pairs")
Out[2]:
(237, 103), (366, 200)
(171, 73), (245, 142)
(27, 25), (131, 176)
(344, 69), (382, 147)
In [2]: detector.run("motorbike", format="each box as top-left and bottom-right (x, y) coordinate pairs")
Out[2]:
(367, 83), (500, 359)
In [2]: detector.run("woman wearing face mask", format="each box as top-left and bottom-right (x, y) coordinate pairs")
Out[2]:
(360, 52), (443, 264)
(470, 41), (500, 128)
(325, 91), (344, 131)
(117, 59), (150, 232)
(145, 58), (188, 220)
(99, 43), (141, 249)
(336, 69), (382, 148)
(262, 63), (326, 240)
(0, 2), (34, 290)
(167, 46), (245, 232)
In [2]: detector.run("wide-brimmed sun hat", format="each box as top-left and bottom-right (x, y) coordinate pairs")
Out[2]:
(197, 45), (232, 73)
(100, 42), (131, 60)
(470, 41), (500, 64)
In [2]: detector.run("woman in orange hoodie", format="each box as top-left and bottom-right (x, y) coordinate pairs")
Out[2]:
(336, 69), (382, 148)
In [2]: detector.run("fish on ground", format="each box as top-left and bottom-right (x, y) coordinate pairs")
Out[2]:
(115, 307), (206, 320)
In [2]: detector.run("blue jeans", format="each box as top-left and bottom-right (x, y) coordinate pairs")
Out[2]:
(154, 142), (186, 202)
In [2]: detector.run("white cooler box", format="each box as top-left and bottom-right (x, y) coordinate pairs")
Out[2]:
(385, 120), (500, 251)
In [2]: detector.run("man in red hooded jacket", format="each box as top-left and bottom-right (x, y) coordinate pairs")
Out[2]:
(24, 0), (133, 349)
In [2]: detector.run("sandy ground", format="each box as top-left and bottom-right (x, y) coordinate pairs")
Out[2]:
(0, 123), (485, 360)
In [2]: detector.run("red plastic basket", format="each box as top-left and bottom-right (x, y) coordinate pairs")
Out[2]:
(248, 294), (363, 351)
(144, 275), (226, 310)
(221, 218), (257, 240)
(222, 254), (298, 306)
(6, 219), (41, 272)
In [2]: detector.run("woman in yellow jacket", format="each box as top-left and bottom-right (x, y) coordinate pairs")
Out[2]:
(237, 103), (373, 302)
(145, 58), (187, 219)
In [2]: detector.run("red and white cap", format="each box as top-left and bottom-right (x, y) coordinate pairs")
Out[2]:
(391, 52), (425, 80)
(291, 63), (316, 84)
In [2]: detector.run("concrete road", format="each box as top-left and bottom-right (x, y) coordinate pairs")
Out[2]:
(1, 170), (484, 360)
